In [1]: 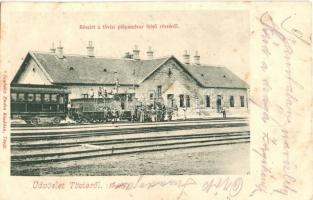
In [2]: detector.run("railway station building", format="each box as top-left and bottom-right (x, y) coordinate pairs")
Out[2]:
(11, 42), (249, 119)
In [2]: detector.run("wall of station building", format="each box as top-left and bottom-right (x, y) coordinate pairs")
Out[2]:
(197, 87), (248, 114)
(17, 59), (52, 85)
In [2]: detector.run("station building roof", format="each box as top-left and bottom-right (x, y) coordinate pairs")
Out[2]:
(12, 51), (249, 89)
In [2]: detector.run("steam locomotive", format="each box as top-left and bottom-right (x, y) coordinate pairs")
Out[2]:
(69, 93), (138, 123)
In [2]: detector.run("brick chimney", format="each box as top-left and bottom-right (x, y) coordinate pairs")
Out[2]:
(86, 41), (94, 57)
(182, 50), (190, 64)
(133, 45), (140, 60)
(194, 51), (200, 65)
(146, 46), (154, 59)
(123, 52), (131, 59)
(50, 42), (56, 53)
(56, 41), (64, 59)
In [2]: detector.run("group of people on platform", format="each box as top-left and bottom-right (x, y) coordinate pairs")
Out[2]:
(134, 103), (176, 123)
(68, 97), (228, 123)
(68, 101), (177, 123)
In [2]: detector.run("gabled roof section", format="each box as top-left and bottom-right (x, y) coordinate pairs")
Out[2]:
(184, 64), (249, 89)
(12, 51), (249, 89)
(139, 55), (202, 86)
(11, 52), (54, 84)
(25, 51), (169, 85)
(140, 55), (248, 89)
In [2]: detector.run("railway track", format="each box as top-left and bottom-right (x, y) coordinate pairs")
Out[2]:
(11, 118), (247, 134)
(12, 129), (249, 149)
(12, 132), (249, 165)
(11, 119), (250, 165)
(11, 122), (247, 142)
(11, 117), (247, 129)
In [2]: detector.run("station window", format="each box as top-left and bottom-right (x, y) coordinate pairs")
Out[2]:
(167, 94), (174, 107)
(186, 95), (191, 107)
(157, 85), (162, 97)
(28, 93), (35, 102)
(230, 96), (234, 107)
(35, 94), (42, 102)
(240, 96), (245, 107)
(179, 95), (184, 107)
(51, 94), (58, 102)
(205, 95), (210, 107)
(18, 93), (25, 101)
(82, 94), (88, 99)
(11, 93), (17, 101)
(44, 94), (50, 102)
(149, 93), (154, 100)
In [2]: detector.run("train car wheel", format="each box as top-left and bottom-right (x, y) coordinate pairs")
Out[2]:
(25, 120), (32, 125)
(31, 118), (38, 126)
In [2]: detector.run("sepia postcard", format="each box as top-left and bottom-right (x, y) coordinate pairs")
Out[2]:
(0, 1), (312, 200)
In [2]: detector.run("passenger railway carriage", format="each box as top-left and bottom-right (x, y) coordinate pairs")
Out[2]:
(10, 84), (70, 125)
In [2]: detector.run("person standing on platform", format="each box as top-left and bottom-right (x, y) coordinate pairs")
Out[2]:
(222, 108), (226, 118)
(140, 107), (145, 122)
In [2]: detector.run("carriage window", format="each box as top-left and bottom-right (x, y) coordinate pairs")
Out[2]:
(28, 93), (35, 102)
(59, 95), (64, 104)
(186, 95), (191, 107)
(44, 94), (50, 102)
(18, 93), (25, 101)
(121, 101), (125, 110)
(82, 94), (88, 99)
(35, 94), (41, 102)
(51, 94), (58, 102)
(11, 93), (17, 101)
(127, 94), (133, 102)
(230, 96), (234, 107)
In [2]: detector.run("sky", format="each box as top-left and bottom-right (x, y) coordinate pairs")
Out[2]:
(1, 3), (250, 83)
